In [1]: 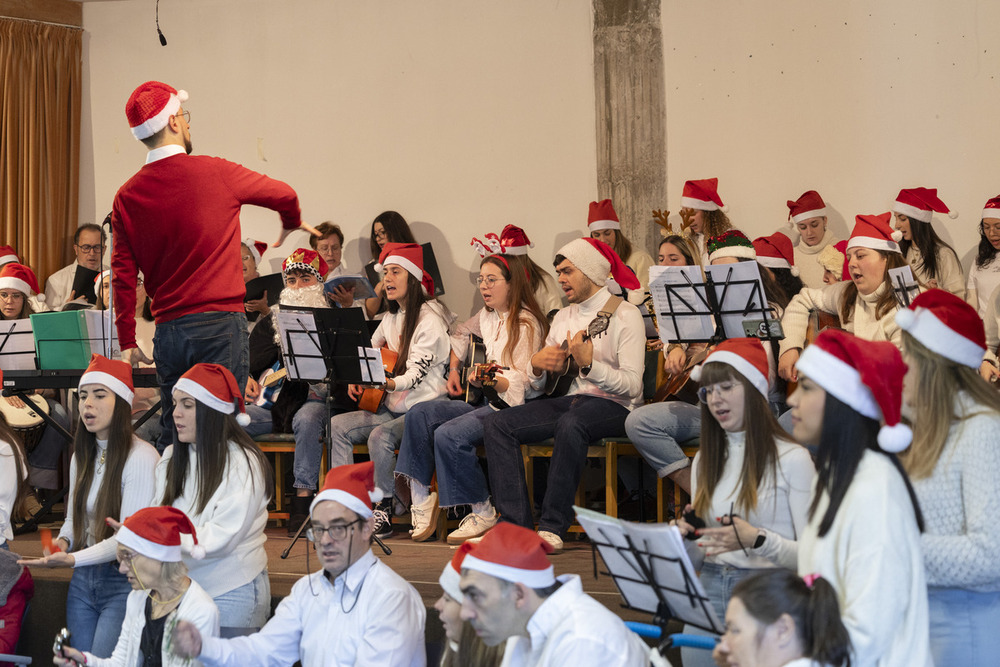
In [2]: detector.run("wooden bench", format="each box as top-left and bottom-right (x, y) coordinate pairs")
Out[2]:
(255, 433), (328, 524)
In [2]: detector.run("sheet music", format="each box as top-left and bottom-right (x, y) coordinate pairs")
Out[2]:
(0, 319), (36, 371)
(82, 310), (120, 359)
(705, 262), (770, 339)
(888, 266), (919, 308)
(575, 506), (722, 634)
(358, 347), (387, 384)
(276, 310), (328, 382)
(648, 265), (715, 345)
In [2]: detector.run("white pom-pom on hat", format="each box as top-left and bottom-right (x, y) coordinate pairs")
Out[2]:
(690, 364), (703, 382)
(790, 266), (800, 277)
(948, 210), (959, 219)
(190, 544), (206, 560)
(373, 263), (383, 273)
(369, 488), (384, 503)
(236, 411), (251, 427)
(894, 308), (916, 330)
(878, 423), (913, 453)
(36, 294), (46, 303)
(891, 229), (904, 242)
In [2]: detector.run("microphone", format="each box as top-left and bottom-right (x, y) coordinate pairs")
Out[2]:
(155, 0), (167, 46)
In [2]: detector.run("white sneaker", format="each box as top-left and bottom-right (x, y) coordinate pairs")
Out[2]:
(537, 530), (563, 553)
(447, 510), (498, 545)
(409, 492), (439, 542)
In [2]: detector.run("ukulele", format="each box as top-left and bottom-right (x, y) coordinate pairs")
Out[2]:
(459, 335), (487, 404)
(652, 346), (712, 403)
(544, 296), (622, 397)
(357, 347), (399, 413)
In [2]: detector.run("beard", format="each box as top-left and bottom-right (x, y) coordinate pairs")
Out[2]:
(272, 283), (329, 348)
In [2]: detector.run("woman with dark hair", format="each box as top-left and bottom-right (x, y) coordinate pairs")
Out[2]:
(672, 339), (814, 667)
(331, 242), (451, 539)
(24, 355), (159, 657)
(587, 199), (654, 299)
(892, 187), (964, 297)
(365, 210), (418, 318)
(156, 363), (273, 637)
(894, 290), (1000, 665)
(396, 242), (548, 544)
(966, 195), (1000, 317)
(0, 262), (43, 320)
(787, 329), (930, 667)
(678, 178), (732, 265)
(754, 232), (805, 310)
(778, 213), (909, 383)
(714, 570), (852, 667)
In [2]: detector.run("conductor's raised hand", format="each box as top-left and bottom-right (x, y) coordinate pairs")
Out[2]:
(274, 222), (322, 248)
(170, 620), (203, 660)
(123, 347), (153, 368)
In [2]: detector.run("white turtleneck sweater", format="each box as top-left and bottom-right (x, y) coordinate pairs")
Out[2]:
(779, 281), (902, 357)
(792, 230), (840, 289)
(904, 244), (965, 298)
(58, 436), (160, 566)
(690, 431), (815, 569)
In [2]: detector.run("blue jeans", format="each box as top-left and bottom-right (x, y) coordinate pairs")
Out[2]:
(483, 395), (630, 537)
(624, 401), (700, 477)
(396, 400), (492, 507)
(243, 399), (331, 491)
(214, 569), (270, 637)
(65, 561), (133, 657)
(329, 407), (405, 497)
(153, 311), (249, 452)
(681, 562), (757, 667)
(928, 587), (1000, 666)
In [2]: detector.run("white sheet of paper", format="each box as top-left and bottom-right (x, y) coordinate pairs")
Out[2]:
(358, 347), (387, 384)
(276, 310), (328, 382)
(705, 262), (770, 339)
(888, 266), (919, 308)
(0, 319), (36, 371)
(574, 506), (722, 634)
(82, 310), (120, 359)
(648, 265), (715, 345)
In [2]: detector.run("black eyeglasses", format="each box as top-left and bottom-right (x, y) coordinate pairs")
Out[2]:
(75, 244), (104, 254)
(306, 519), (361, 542)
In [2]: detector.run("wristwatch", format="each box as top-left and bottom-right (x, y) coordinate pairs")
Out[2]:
(753, 531), (766, 549)
(580, 364), (592, 375)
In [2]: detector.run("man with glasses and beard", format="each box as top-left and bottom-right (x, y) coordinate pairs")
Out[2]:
(242, 249), (356, 535)
(169, 462), (426, 667)
(44, 223), (107, 308)
(110, 80), (320, 452)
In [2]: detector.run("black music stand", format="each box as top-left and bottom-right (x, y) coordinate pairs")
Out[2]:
(575, 506), (722, 657)
(889, 266), (919, 308)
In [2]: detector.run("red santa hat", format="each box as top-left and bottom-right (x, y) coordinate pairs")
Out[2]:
(0, 263), (43, 303)
(690, 337), (769, 397)
(125, 81), (190, 141)
(499, 224), (533, 255)
(243, 238), (268, 267)
(0, 246), (20, 266)
(376, 242), (435, 295)
(461, 522), (556, 588)
(94, 269), (111, 289)
(439, 542), (473, 602)
(173, 363), (250, 426)
(557, 237), (640, 290)
(116, 506), (205, 562)
(753, 232), (798, 276)
(818, 241), (849, 282)
(707, 229), (756, 263)
(310, 461), (383, 518)
(588, 199), (621, 231)
(79, 353), (135, 406)
(895, 289), (986, 369)
(981, 195), (1000, 221)
(893, 187), (957, 223)
(787, 190), (827, 223)
(282, 248), (328, 281)
(795, 329), (911, 453)
(681, 178), (727, 212)
(846, 212), (902, 255)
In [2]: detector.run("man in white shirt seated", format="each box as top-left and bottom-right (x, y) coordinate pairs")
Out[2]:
(459, 522), (648, 666)
(482, 238), (646, 552)
(170, 461), (427, 666)
(44, 222), (107, 308)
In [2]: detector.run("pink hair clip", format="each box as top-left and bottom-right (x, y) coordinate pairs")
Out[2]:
(802, 573), (820, 589)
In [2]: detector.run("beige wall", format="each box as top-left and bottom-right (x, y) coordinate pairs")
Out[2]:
(661, 1), (1000, 272)
(80, 1), (1000, 317)
(80, 1), (596, 318)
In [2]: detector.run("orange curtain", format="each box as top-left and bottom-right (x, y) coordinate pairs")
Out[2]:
(0, 18), (82, 289)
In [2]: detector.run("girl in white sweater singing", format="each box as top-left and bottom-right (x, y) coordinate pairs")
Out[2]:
(778, 212), (909, 383)
(673, 338), (815, 667)
(789, 329), (930, 667)
(24, 355), (159, 657)
(894, 289), (1000, 666)
(157, 363), (272, 637)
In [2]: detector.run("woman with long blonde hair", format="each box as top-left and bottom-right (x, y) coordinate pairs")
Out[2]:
(894, 289), (1000, 665)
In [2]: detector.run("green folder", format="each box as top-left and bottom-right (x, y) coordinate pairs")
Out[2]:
(30, 311), (92, 369)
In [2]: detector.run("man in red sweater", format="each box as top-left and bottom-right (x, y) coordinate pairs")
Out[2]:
(111, 80), (318, 451)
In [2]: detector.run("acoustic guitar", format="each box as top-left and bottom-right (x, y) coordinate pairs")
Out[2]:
(652, 347), (711, 403)
(460, 335), (487, 404)
(358, 347), (399, 413)
(544, 296), (622, 397)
